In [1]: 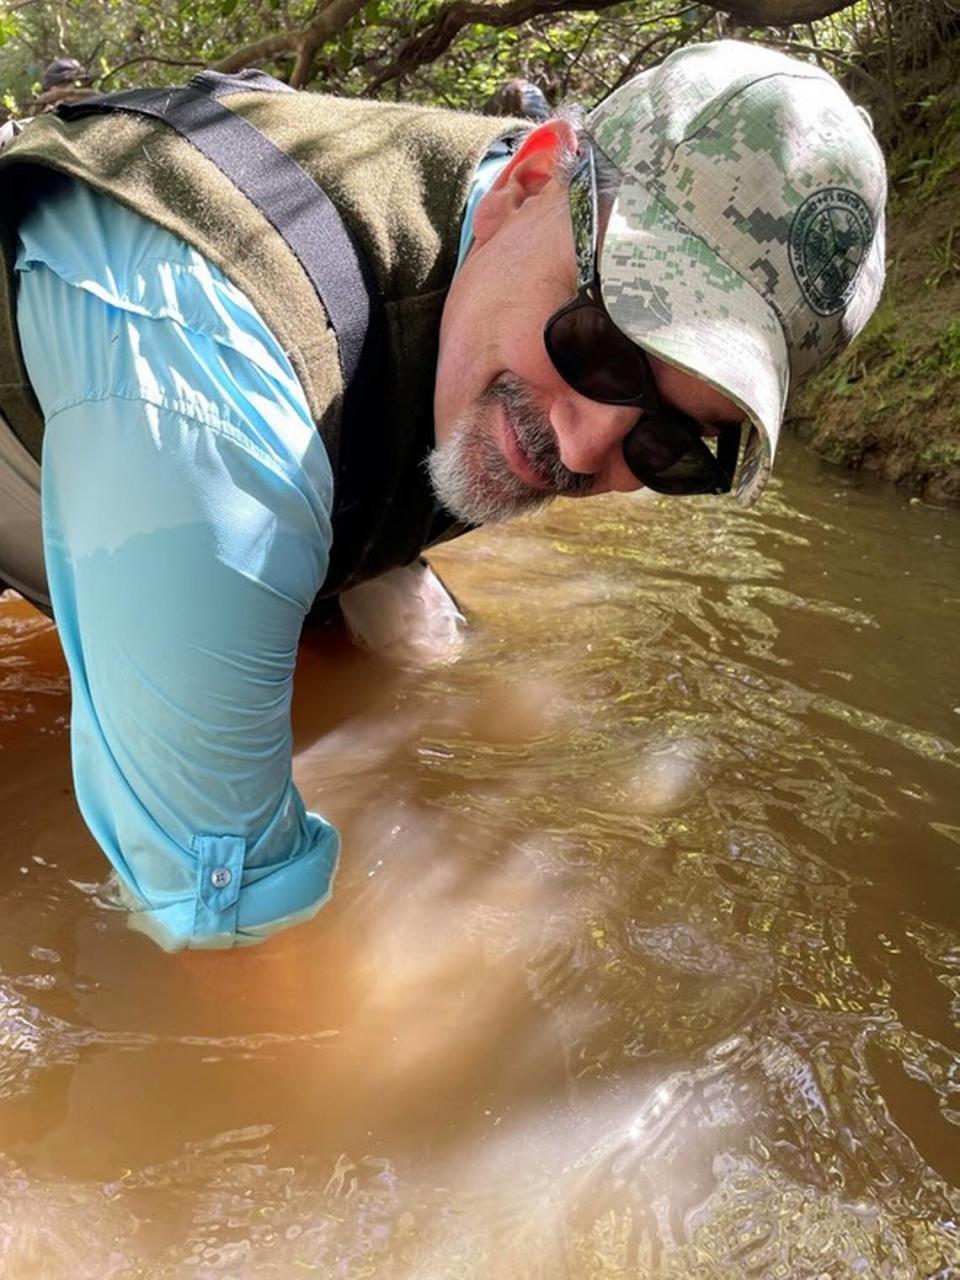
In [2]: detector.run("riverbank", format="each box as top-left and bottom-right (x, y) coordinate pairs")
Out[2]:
(789, 58), (960, 503)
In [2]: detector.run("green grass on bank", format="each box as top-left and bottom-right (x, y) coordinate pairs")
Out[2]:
(791, 53), (960, 501)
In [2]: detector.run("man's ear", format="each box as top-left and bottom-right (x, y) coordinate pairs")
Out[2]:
(472, 118), (578, 248)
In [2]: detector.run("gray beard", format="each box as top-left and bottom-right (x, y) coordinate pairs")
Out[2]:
(427, 373), (591, 527)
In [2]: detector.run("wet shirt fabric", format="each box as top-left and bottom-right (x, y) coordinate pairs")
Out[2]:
(15, 178), (340, 950)
(13, 150), (508, 952)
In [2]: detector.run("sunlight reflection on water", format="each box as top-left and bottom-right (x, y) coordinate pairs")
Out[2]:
(0, 443), (958, 1277)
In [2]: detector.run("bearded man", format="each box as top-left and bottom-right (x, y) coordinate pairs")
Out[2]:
(0, 41), (886, 948)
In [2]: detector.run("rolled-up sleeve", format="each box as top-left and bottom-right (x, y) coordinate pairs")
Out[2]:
(15, 181), (340, 949)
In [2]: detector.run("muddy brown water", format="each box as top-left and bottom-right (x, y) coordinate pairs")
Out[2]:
(0, 439), (957, 1278)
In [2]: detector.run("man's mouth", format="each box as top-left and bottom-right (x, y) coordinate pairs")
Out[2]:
(427, 373), (593, 527)
(498, 403), (556, 491)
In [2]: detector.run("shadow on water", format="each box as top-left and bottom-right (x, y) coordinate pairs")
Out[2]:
(0, 440), (957, 1278)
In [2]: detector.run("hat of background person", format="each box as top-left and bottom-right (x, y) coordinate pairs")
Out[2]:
(42, 57), (88, 92)
(587, 40), (887, 505)
(484, 77), (552, 121)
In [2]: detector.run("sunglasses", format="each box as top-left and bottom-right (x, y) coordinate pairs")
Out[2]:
(543, 145), (741, 496)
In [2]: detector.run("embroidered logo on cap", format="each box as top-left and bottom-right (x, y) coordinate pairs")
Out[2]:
(789, 188), (874, 317)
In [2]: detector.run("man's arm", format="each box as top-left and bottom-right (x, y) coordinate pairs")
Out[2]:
(17, 208), (340, 949)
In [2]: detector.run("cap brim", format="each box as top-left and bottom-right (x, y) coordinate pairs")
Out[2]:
(599, 180), (789, 506)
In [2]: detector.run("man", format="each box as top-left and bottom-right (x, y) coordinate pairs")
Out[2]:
(30, 57), (98, 113)
(0, 41), (886, 950)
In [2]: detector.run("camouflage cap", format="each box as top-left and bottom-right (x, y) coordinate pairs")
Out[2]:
(587, 40), (887, 505)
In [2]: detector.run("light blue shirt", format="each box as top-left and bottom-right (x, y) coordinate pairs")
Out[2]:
(14, 150), (509, 951)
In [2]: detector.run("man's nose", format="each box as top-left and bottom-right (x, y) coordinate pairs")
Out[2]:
(549, 391), (640, 489)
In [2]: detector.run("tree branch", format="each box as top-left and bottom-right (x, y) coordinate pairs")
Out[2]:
(364, 0), (859, 96)
(700, 0), (859, 20)
(604, 11), (713, 97)
(365, 0), (634, 95)
(211, 32), (301, 73)
(209, 0), (368, 81)
(290, 0), (370, 88)
(70, 0), (866, 109)
(99, 53), (209, 87)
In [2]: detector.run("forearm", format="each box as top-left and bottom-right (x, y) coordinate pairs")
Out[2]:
(18, 242), (339, 949)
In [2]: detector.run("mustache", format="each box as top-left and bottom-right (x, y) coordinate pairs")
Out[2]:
(490, 375), (593, 497)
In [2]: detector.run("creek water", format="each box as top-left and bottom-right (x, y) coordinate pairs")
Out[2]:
(0, 438), (957, 1279)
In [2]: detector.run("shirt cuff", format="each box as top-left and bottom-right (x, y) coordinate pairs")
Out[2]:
(120, 817), (341, 951)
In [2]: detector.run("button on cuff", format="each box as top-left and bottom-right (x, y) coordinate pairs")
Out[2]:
(193, 834), (245, 938)
(122, 814), (339, 951)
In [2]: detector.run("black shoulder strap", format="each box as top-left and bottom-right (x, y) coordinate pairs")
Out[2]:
(57, 70), (383, 427)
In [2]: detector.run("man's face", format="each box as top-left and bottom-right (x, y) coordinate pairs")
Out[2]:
(431, 122), (743, 526)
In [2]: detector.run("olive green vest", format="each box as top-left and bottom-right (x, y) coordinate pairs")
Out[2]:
(0, 89), (521, 595)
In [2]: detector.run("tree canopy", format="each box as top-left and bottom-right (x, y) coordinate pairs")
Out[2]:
(1, 0), (952, 130)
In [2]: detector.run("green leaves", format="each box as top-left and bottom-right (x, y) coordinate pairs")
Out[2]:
(0, 0), (941, 122)
(0, 12), (20, 49)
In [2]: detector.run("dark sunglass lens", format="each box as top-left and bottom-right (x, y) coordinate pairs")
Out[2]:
(623, 414), (689, 473)
(624, 415), (731, 495)
(547, 305), (650, 403)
